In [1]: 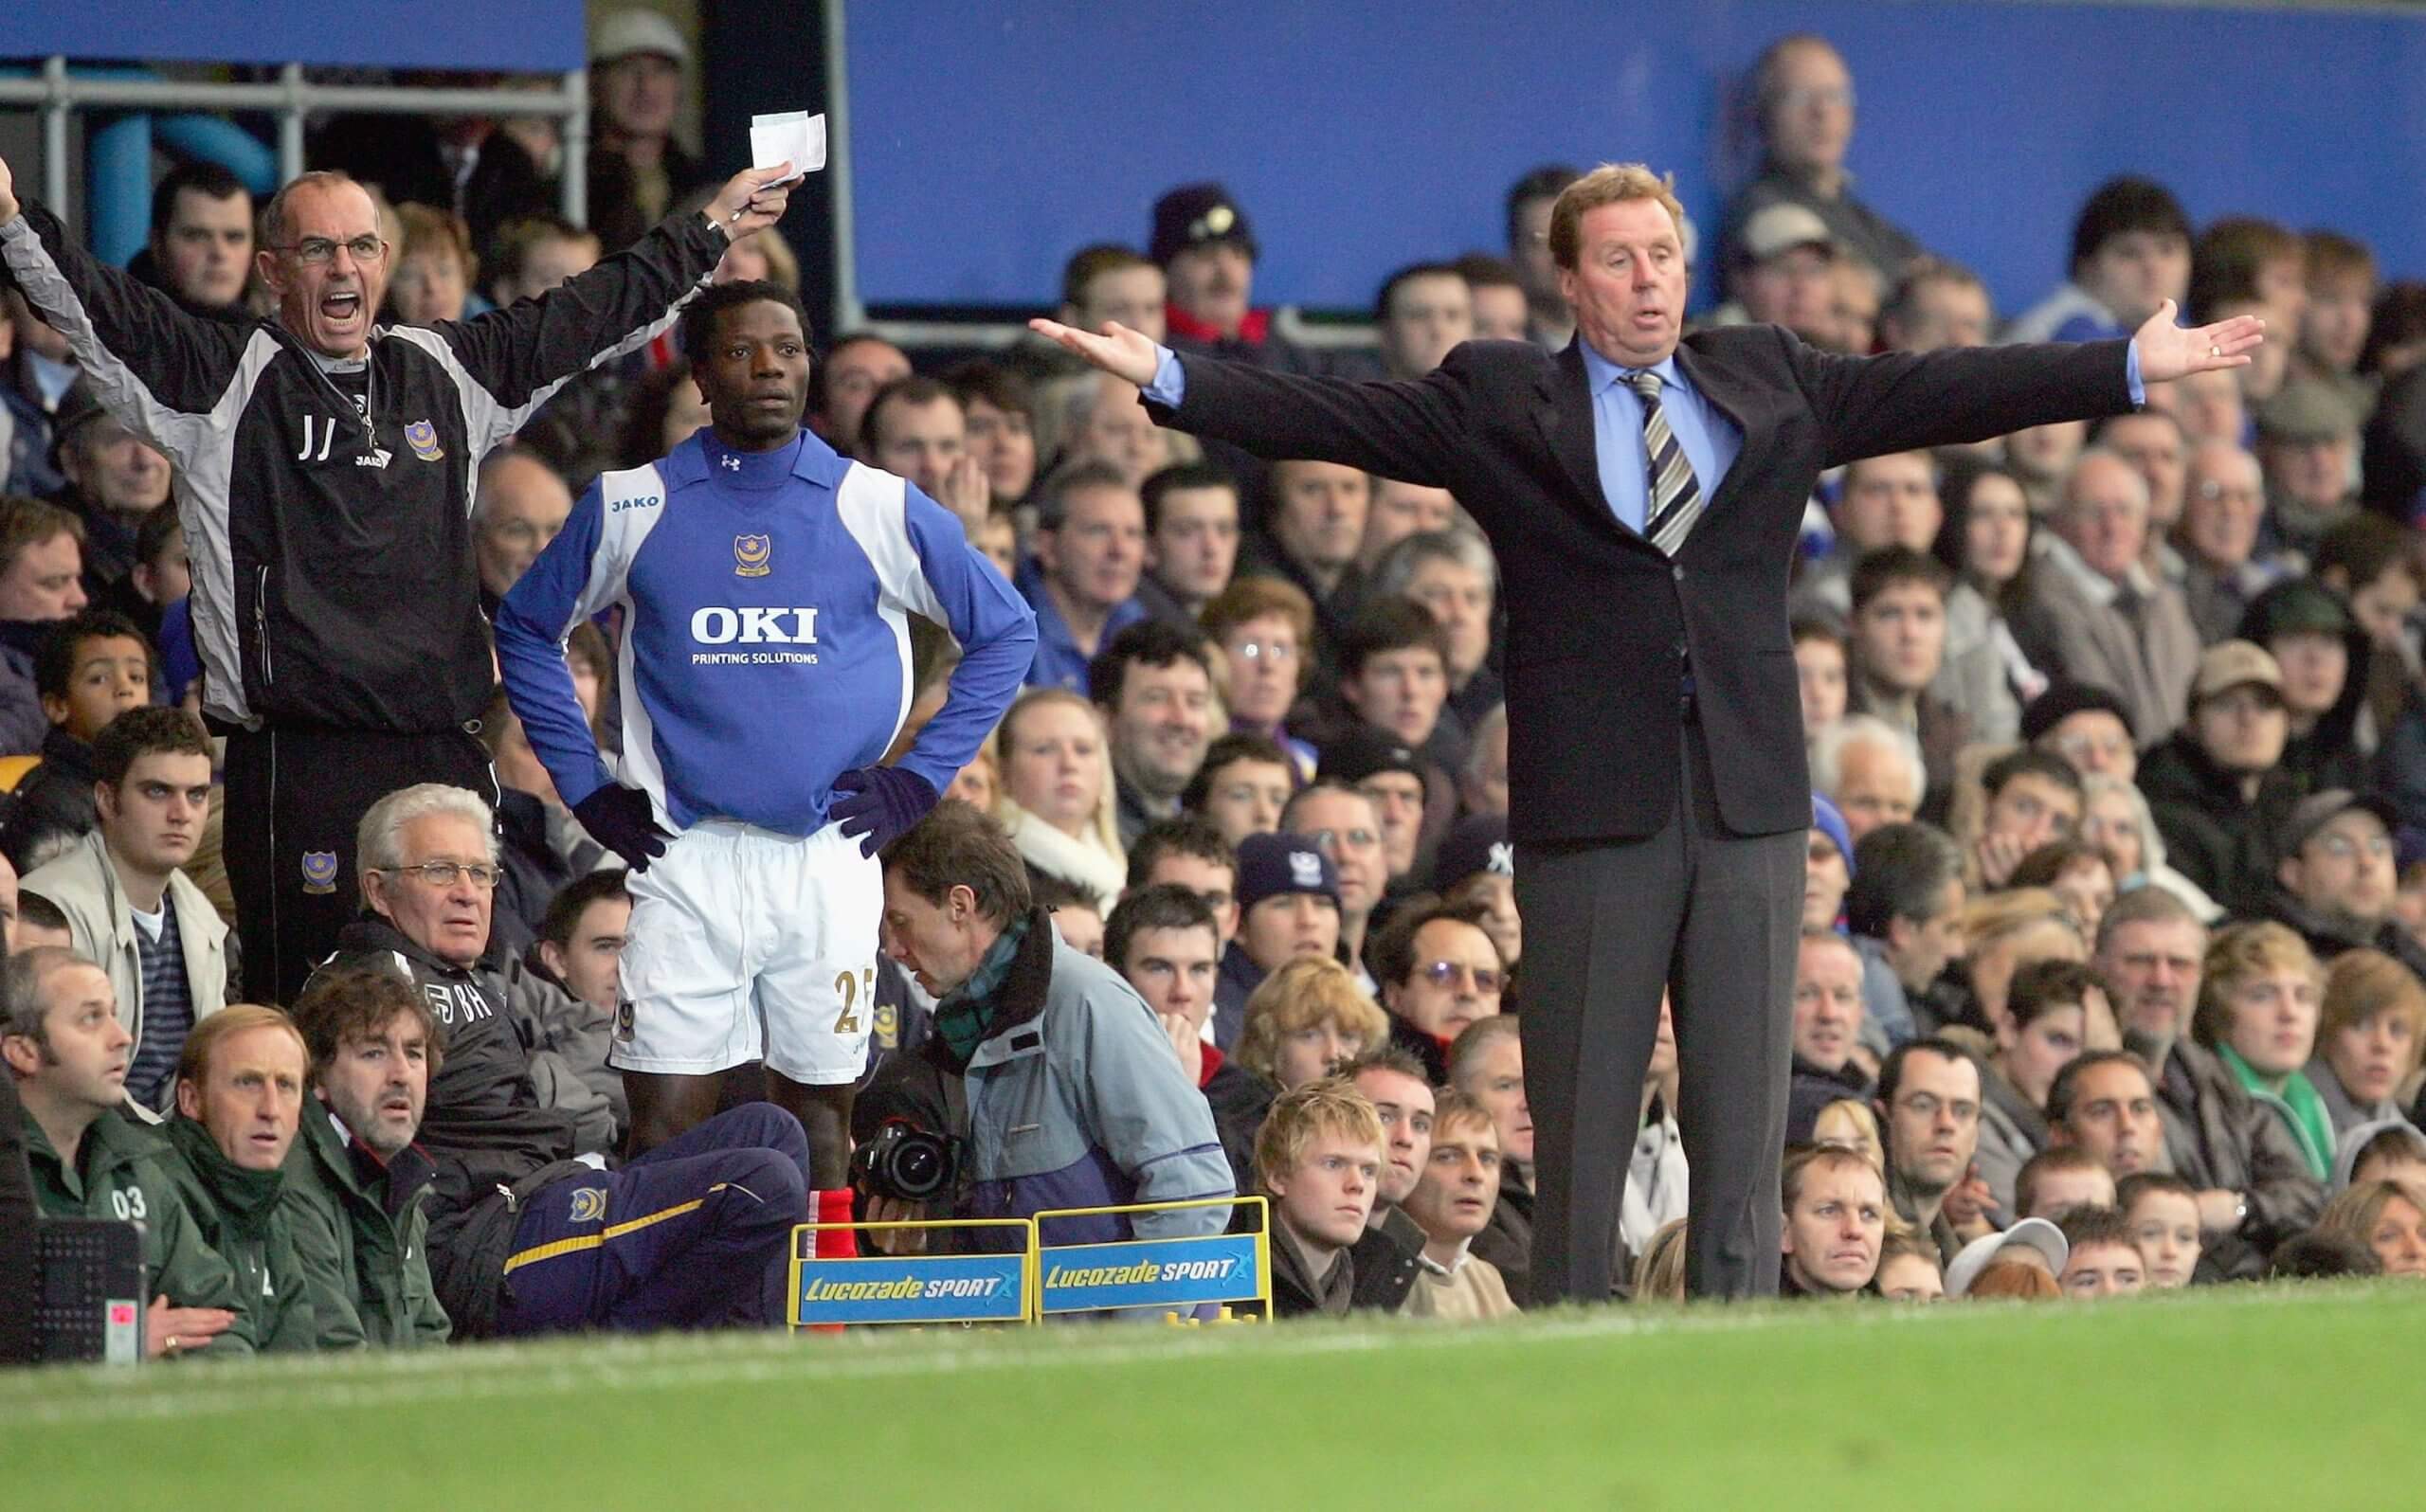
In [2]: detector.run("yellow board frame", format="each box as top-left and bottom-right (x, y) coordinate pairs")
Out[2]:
(1024, 1196), (1270, 1323)
(784, 1217), (1038, 1331)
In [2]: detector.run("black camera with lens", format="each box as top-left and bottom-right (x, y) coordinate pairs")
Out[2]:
(850, 1120), (957, 1204)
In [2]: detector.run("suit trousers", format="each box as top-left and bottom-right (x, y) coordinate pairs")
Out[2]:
(1514, 716), (1801, 1302)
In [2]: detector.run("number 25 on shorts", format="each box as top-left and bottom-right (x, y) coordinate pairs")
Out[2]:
(833, 965), (876, 1034)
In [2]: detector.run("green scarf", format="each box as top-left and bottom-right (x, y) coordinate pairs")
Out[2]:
(164, 1115), (289, 1235)
(2217, 1044), (2336, 1182)
(932, 913), (1033, 1071)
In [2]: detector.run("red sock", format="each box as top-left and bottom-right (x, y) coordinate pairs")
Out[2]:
(813, 1188), (858, 1259)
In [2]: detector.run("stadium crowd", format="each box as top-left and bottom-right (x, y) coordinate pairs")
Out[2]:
(9, 16), (2426, 1359)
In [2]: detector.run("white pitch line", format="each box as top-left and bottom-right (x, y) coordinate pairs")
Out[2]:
(0, 1283), (2385, 1431)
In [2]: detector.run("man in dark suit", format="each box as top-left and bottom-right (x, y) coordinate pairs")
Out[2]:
(1033, 163), (2263, 1301)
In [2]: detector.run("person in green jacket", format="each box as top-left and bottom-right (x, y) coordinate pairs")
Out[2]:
(283, 966), (450, 1348)
(162, 1005), (319, 1353)
(2, 945), (253, 1358)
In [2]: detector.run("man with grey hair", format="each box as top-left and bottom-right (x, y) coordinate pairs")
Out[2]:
(1717, 33), (1928, 289)
(1370, 529), (1502, 731)
(1809, 712), (1924, 843)
(2175, 439), (2290, 644)
(306, 783), (817, 1337)
(471, 445), (573, 611)
(2030, 448), (2201, 743)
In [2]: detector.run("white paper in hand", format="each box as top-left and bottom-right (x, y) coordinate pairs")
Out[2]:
(750, 111), (826, 186)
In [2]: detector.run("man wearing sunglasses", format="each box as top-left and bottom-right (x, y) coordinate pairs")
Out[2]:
(1370, 898), (1506, 1084)
(0, 149), (797, 1005)
(307, 783), (813, 1337)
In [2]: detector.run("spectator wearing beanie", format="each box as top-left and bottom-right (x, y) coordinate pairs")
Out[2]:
(1217, 832), (1343, 1051)
(1431, 812), (1519, 978)
(2022, 681), (2140, 787)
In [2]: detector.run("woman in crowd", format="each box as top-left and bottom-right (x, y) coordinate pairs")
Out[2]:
(947, 362), (1041, 511)
(2192, 922), (2334, 1183)
(2077, 772), (2223, 922)
(2308, 947), (2425, 1137)
(386, 203), (477, 324)
(1233, 957), (1388, 1094)
(2007, 840), (2116, 945)
(1959, 888), (2087, 1036)
(1198, 576), (1320, 781)
(2308, 1176), (2426, 1276)
(1929, 461), (2051, 742)
(991, 687), (1126, 909)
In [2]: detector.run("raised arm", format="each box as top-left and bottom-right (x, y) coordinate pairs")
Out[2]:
(0, 153), (250, 467)
(1029, 317), (1471, 490)
(425, 164), (798, 455)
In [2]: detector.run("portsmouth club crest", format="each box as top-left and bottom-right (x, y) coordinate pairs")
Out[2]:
(403, 419), (444, 461)
(733, 533), (772, 578)
(299, 851), (341, 895)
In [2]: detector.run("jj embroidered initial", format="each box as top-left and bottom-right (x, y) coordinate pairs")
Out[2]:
(296, 414), (337, 462)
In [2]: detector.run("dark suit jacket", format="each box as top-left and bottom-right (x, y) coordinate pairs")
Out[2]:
(1148, 327), (2135, 845)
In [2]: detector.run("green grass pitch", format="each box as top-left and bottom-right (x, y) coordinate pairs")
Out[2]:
(5, 1282), (2415, 1510)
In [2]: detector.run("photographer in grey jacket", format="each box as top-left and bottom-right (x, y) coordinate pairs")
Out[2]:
(863, 801), (1232, 1251)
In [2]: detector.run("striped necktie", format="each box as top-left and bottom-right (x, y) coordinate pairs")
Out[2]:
(1626, 369), (1703, 554)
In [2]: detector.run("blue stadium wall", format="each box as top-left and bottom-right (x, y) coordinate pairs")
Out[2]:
(842, 0), (2426, 315)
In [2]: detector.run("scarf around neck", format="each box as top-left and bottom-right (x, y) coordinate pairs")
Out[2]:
(932, 912), (1034, 1071)
(2218, 1043), (2336, 1181)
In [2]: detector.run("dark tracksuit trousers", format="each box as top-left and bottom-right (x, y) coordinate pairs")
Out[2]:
(223, 725), (498, 1004)
(494, 1104), (811, 1333)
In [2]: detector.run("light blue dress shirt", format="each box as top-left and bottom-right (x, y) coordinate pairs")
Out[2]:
(1576, 345), (1742, 535)
(1143, 339), (2147, 536)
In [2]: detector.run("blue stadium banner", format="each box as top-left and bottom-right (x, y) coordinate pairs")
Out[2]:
(1037, 1233), (1263, 1316)
(15, 3), (586, 72)
(793, 1254), (1027, 1326)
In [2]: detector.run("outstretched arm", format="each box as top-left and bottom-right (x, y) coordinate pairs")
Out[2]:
(1797, 300), (2268, 468)
(0, 152), (249, 464)
(430, 163), (800, 456)
(1029, 316), (1471, 490)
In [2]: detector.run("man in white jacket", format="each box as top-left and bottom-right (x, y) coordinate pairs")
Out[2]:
(22, 706), (226, 1111)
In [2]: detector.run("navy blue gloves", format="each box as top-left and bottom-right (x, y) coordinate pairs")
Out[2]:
(573, 783), (674, 873)
(831, 765), (940, 858)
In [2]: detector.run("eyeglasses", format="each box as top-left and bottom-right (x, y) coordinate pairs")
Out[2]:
(1306, 826), (1380, 855)
(2313, 832), (2393, 861)
(1232, 640), (1295, 664)
(380, 860), (499, 890)
(271, 235), (389, 266)
(1417, 960), (1502, 993)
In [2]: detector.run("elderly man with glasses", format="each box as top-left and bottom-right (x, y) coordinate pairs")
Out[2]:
(305, 783), (816, 1339)
(0, 148), (797, 1005)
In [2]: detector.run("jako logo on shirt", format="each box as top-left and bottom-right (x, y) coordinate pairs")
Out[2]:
(690, 607), (819, 644)
(733, 534), (772, 577)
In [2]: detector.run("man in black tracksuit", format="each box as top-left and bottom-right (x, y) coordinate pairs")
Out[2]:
(0, 152), (797, 1000)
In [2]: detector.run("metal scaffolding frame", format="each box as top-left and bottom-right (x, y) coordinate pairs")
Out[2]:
(0, 58), (590, 225)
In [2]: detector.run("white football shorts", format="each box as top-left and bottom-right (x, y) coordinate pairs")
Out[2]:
(611, 819), (880, 1084)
